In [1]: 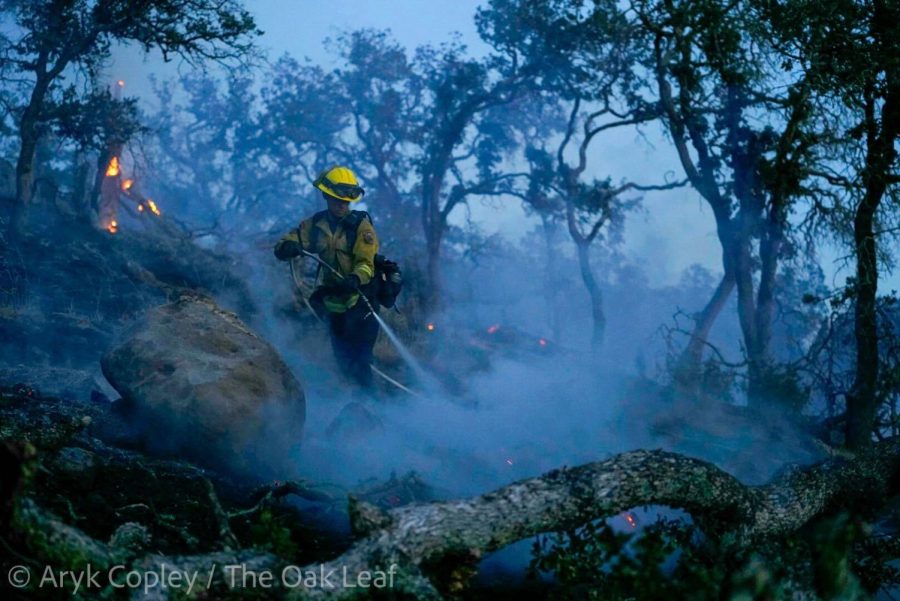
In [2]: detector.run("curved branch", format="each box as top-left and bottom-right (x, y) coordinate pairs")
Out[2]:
(611, 178), (689, 195)
(585, 214), (609, 244)
(13, 441), (900, 599)
(557, 97), (581, 172)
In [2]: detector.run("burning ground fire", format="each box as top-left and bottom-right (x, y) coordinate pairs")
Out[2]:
(483, 323), (552, 351)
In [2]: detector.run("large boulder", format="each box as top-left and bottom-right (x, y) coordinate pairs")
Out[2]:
(101, 295), (304, 474)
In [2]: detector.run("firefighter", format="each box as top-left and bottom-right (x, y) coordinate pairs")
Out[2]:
(274, 166), (380, 389)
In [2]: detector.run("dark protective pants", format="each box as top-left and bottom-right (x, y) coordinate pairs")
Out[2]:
(308, 286), (380, 388)
(322, 296), (380, 389)
(329, 299), (380, 388)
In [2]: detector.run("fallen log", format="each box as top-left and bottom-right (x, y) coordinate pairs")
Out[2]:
(10, 440), (900, 599)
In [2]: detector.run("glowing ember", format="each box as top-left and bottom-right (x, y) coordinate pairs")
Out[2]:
(624, 513), (637, 528)
(505, 458), (513, 466)
(538, 338), (547, 346)
(147, 199), (161, 216)
(487, 324), (500, 334)
(122, 178), (134, 191)
(105, 156), (120, 177)
(137, 204), (144, 213)
(106, 220), (118, 234)
(426, 323), (435, 332)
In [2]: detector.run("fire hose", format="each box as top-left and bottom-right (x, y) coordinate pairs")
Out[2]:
(299, 249), (378, 315)
(294, 249), (425, 399)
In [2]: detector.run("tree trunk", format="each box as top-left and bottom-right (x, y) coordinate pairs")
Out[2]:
(15, 128), (39, 208)
(424, 226), (443, 313)
(733, 230), (773, 408)
(540, 215), (562, 341)
(846, 79), (899, 449)
(677, 270), (735, 383)
(575, 241), (605, 349)
(421, 169), (446, 313)
(676, 212), (740, 386)
(14, 72), (54, 208)
(748, 217), (785, 407)
(72, 150), (87, 210)
(846, 192), (881, 449)
(92, 147), (113, 216)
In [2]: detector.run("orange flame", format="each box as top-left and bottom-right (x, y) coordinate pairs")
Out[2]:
(106, 220), (118, 234)
(624, 513), (637, 528)
(105, 156), (120, 177)
(487, 324), (500, 334)
(122, 178), (134, 191)
(137, 204), (144, 213)
(147, 199), (161, 216)
(117, 79), (125, 88)
(426, 323), (435, 332)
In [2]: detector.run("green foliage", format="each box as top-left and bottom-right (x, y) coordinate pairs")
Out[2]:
(529, 513), (898, 600)
(0, 0), (260, 205)
(53, 90), (147, 152)
(696, 358), (739, 405)
(811, 513), (866, 600)
(248, 509), (298, 560)
(753, 364), (811, 412)
(2, 0), (259, 70)
(529, 519), (699, 600)
(853, 533), (900, 596)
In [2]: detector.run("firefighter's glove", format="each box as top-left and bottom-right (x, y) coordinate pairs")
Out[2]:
(276, 240), (303, 260)
(335, 274), (361, 294)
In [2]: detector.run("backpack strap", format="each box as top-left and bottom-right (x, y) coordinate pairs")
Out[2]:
(342, 210), (372, 249)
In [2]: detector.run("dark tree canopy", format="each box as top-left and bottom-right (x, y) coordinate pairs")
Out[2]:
(0, 0), (259, 210)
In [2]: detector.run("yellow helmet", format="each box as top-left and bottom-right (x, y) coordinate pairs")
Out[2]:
(313, 165), (365, 202)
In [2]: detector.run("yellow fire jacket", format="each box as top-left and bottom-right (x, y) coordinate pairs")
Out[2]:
(275, 210), (379, 313)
